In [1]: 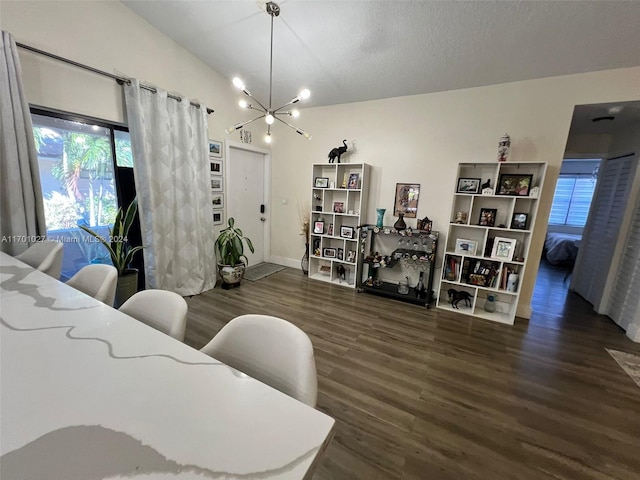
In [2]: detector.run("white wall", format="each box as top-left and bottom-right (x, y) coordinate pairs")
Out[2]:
(3, 1), (640, 318)
(0, 0), (251, 159)
(270, 68), (640, 318)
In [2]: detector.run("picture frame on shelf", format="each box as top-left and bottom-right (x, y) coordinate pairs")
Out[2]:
(210, 177), (223, 191)
(347, 173), (360, 189)
(496, 173), (533, 196)
(333, 201), (344, 213)
(340, 226), (354, 239)
(328, 224), (334, 236)
(213, 212), (223, 225)
(337, 248), (344, 260)
(210, 160), (223, 176)
(313, 220), (324, 234)
(454, 238), (478, 256)
(394, 183), (420, 218)
(478, 208), (497, 227)
(511, 213), (529, 230)
(346, 250), (356, 262)
(323, 247), (337, 258)
(314, 177), (329, 188)
(456, 178), (481, 194)
(212, 194), (224, 209)
(491, 236), (517, 261)
(208, 140), (223, 158)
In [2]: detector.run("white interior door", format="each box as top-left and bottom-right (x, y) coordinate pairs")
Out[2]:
(226, 144), (270, 266)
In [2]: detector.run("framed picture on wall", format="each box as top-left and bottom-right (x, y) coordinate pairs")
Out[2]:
(212, 194), (224, 209)
(210, 177), (223, 192)
(210, 160), (223, 176)
(394, 183), (420, 218)
(213, 212), (223, 225)
(208, 140), (223, 158)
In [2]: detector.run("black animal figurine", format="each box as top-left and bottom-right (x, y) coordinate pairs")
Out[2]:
(336, 264), (346, 283)
(328, 140), (348, 163)
(481, 179), (491, 189)
(448, 288), (472, 309)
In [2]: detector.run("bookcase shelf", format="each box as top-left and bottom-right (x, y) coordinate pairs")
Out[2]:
(308, 163), (370, 288)
(436, 162), (547, 324)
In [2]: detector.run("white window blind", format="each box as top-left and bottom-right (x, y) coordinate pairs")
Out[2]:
(549, 176), (597, 226)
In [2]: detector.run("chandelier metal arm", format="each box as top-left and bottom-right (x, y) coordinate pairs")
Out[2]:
(275, 116), (311, 139)
(228, 114), (266, 132)
(241, 90), (268, 113)
(273, 97), (300, 113)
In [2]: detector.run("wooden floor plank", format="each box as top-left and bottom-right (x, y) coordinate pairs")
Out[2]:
(184, 260), (640, 479)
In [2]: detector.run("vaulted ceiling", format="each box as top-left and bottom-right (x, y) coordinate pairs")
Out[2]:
(122, 1), (640, 135)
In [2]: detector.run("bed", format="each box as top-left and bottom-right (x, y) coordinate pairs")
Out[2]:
(544, 232), (581, 266)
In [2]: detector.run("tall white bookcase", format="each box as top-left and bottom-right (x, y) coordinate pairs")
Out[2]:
(436, 162), (546, 324)
(308, 163), (370, 287)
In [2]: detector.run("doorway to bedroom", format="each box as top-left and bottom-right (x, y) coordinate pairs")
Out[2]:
(533, 100), (640, 322)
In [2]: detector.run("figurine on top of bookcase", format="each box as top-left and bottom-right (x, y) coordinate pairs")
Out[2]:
(328, 140), (348, 163)
(497, 134), (511, 162)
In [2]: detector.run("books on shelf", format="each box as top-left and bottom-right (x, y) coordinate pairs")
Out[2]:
(444, 255), (460, 280)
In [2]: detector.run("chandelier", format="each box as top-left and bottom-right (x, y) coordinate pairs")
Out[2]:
(225, 1), (311, 144)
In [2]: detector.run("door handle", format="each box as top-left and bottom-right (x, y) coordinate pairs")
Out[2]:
(260, 204), (265, 214)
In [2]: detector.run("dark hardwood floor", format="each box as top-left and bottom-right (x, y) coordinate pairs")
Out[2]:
(184, 260), (640, 479)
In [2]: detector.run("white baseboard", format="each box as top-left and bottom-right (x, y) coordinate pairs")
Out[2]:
(267, 255), (299, 269)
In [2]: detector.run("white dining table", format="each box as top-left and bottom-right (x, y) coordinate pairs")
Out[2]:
(0, 252), (334, 479)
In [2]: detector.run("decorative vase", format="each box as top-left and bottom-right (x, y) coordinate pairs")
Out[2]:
(484, 294), (497, 312)
(393, 213), (406, 231)
(301, 243), (309, 275)
(376, 208), (386, 228)
(497, 133), (511, 162)
(218, 263), (246, 289)
(507, 273), (519, 292)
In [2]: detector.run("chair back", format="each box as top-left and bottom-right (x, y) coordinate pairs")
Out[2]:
(200, 314), (318, 407)
(15, 240), (64, 279)
(66, 264), (118, 306)
(119, 289), (188, 341)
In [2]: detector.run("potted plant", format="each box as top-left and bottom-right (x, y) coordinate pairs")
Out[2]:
(79, 198), (144, 307)
(215, 217), (254, 288)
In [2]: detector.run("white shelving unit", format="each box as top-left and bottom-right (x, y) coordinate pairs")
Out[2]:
(436, 162), (547, 324)
(308, 163), (370, 288)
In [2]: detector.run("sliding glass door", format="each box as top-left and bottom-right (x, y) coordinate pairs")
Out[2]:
(31, 110), (133, 280)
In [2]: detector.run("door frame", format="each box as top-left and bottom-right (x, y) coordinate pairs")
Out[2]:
(224, 140), (272, 264)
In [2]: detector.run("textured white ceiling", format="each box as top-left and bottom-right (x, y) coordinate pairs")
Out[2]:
(122, 0), (640, 110)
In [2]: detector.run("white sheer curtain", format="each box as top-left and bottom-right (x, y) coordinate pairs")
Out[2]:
(0, 31), (46, 255)
(124, 79), (215, 296)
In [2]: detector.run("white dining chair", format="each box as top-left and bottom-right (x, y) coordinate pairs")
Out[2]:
(15, 240), (64, 279)
(200, 314), (318, 407)
(66, 264), (118, 306)
(119, 289), (188, 341)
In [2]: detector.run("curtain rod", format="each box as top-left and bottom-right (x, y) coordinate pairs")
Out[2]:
(16, 42), (214, 114)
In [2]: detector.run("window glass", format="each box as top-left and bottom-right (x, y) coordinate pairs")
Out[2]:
(115, 130), (133, 167)
(549, 175), (597, 227)
(32, 112), (120, 279)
